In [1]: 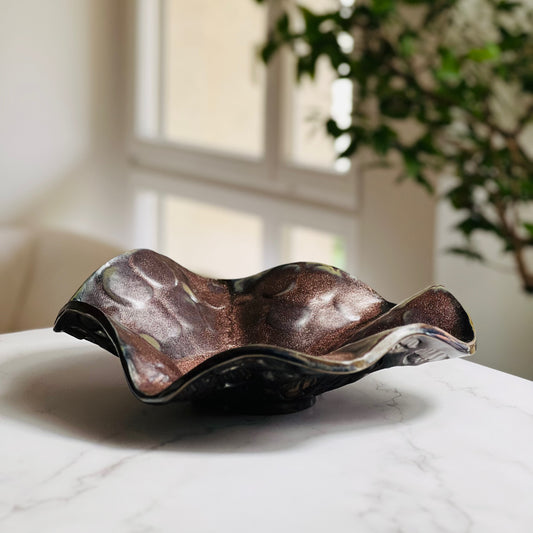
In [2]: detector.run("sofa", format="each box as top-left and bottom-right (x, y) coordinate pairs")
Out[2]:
(0, 227), (124, 333)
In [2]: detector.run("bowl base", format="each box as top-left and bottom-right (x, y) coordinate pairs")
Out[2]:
(192, 394), (317, 415)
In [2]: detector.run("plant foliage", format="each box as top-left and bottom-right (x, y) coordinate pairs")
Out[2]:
(255, 0), (533, 293)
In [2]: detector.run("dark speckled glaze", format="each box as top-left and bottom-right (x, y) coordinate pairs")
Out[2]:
(54, 249), (476, 413)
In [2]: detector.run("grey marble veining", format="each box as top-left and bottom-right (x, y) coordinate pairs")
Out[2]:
(0, 329), (531, 533)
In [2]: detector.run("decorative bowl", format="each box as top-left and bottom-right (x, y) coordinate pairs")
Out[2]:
(54, 249), (476, 413)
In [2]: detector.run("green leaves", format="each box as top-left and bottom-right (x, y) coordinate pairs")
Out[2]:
(370, 0), (396, 16)
(298, 6), (323, 35)
(468, 43), (501, 62)
(399, 31), (416, 58)
(261, 39), (278, 63)
(495, 1), (522, 12)
(339, 137), (359, 158)
(521, 73), (533, 93)
(403, 149), (421, 177)
(379, 91), (413, 118)
(296, 55), (318, 80)
(435, 47), (461, 83)
(456, 213), (502, 237)
(325, 119), (344, 138)
(401, 149), (434, 193)
(372, 125), (397, 155)
(256, 0), (533, 287)
(276, 12), (289, 35)
(446, 247), (484, 261)
(520, 179), (533, 200)
(446, 183), (474, 210)
(524, 223), (533, 239)
(498, 27), (528, 51)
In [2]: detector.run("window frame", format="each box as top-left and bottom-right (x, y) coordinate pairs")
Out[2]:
(131, 168), (359, 272)
(128, 0), (361, 274)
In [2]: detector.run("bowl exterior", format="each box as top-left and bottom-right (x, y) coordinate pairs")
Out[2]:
(54, 250), (476, 412)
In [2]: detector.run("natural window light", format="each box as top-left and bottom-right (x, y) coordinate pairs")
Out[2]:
(287, 0), (354, 172)
(131, 0), (358, 277)
(162, 195), (264, 278)
(163, 0), (266, 156)
(282, 225), (346, 269)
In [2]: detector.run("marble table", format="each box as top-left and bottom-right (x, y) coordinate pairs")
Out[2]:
(0, 328), (531, 533)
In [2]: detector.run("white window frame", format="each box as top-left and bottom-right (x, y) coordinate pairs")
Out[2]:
(132, 169), (358, 269)
(128, 0), (361, 273)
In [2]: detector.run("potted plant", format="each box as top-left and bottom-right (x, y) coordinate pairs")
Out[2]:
(255, 0), (533, 293)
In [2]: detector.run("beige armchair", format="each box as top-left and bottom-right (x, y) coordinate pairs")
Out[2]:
(0, 227), (123, 333)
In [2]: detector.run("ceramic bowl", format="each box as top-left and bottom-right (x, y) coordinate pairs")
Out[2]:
(54, 249), (476, 413)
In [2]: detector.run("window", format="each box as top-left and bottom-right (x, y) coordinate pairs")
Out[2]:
(162, 196), (264, 278)
(131, 0), (359, 277)
(163, 0), (266, 156)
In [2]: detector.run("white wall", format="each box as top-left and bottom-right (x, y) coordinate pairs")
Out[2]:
(358, 167), (436, 304)
(0, 0), (131, 246)
(435, 185), (533, 380)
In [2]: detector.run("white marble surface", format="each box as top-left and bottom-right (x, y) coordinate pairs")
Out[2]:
(0, 329), (531, 533)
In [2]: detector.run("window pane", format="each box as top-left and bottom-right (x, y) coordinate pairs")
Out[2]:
(285, 0), (353, 172)
(162, 195), (263, 278)
(282, 225), (346, 269)
(163, 0), (265, 157)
